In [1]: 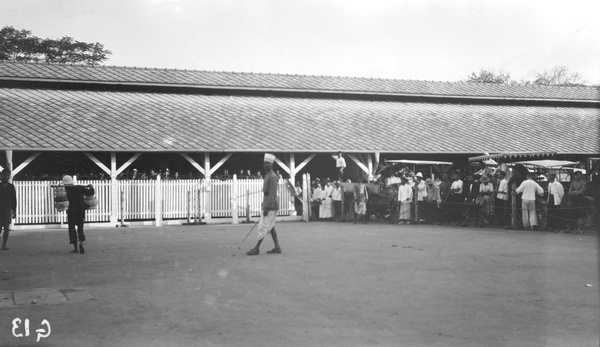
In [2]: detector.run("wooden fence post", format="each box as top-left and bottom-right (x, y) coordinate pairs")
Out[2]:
(232, 174), (239, 224)
(155, 174), (162, 227)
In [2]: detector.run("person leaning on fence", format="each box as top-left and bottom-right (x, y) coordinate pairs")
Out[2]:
(62, 175), (95, 254)
(546, 171), (565, 231)
(0, 170), (17, 250)
(353, 178), (369, 224)
(515, 172), (543, 230)
(247, 153), (282, 256)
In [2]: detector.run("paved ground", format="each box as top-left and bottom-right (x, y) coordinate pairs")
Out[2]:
(0, 220), (598, 347)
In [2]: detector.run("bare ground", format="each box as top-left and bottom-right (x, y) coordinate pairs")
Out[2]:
(0, 220), (598, 347)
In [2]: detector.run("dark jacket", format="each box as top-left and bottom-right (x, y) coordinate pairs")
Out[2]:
(0, 182), (17, 213)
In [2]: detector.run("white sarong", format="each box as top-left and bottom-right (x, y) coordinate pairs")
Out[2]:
(257, 210), (277, 240)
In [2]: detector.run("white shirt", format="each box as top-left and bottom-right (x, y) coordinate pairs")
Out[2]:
(335, 157), (346, 168)
(331, 187), (342, 201)
(451, 179), (463, 194)
(516, 179), (543, 201)
(547, 180), (564, 205)
(415, 180), (428, 201)
(497, 179), (508, 200)
(397, 184), (413, 202)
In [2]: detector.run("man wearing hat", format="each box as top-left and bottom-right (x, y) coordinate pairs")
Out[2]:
(247, 153), (282, 255)
(546, 171), (564, 230)
(62, 175), (95, 254)
(0, 170), (16, 250)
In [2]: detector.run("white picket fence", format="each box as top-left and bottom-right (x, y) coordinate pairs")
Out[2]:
(13, 178), (296, 225)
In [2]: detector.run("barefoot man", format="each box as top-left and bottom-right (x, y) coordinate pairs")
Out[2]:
(247, 153), (282, 256)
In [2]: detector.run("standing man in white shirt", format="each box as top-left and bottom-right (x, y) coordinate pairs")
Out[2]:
(413, 172), (428, 223)
(515, 172), (544, 230)
(495, 171), (509, 226)
(331, 181), (343, 221)
(447, 172), (464, 225)
(546, 172), (564, 231)
(333, 151), (346, 182)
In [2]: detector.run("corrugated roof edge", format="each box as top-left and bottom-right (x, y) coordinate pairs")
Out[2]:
(1, 60), (598, 90)
(0, 61), (599, 104)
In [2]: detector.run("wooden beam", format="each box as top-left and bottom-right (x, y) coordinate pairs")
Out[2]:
(274, 156), (290, 174)
(116, 153), (142, 176)
(12, 152), (41, 176)
(209, 153), (233, 176)
(347, 154), (369, 174)
(84, 153), (111, 175)
(294, 153), (316, 173)
(180, 154), (206, 176)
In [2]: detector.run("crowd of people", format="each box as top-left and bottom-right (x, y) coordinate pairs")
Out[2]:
(296, 159), (593, 232)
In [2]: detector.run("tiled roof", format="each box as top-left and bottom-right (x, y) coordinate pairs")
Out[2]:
(1, 61), (599, 102)
(1, 88), (598, 154)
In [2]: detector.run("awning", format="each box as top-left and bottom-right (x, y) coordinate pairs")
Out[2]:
(385, 159), (454, 165)
(468, 151), (556, 162)
(513, 160), (580, 168)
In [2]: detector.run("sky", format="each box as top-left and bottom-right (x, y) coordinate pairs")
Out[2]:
(1, 0), (599, 84)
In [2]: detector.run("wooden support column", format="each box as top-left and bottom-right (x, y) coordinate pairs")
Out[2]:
(302, 173), (309, 222)
(155, 174), (163, 227)
(367, 154), (373, 182)
(6, 150), (13, 183)
(204, 153), (212, 223)
(110, 153), (119, 225)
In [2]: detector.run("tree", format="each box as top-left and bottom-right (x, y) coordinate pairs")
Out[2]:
(0, 26), (111, 65)
(467, 68), (513, 84)
(532, 66), (587, 87)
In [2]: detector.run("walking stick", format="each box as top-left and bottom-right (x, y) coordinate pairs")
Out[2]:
(241, 220), (260, 243)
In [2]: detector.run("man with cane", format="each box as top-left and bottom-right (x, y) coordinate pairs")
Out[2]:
(247, 153), (282, 256)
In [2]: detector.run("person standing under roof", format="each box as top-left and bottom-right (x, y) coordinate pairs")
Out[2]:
(247, 154), (282, 256)
(320, 179), (334, 221)
(568, 171), (587, 222)
(515, 172), (543, 230)
(333, 152), (346, 182)
(397, 177), (413, 224)
(413, 172), (428, 223)
(353, 177), (369, 224)
(546, 171), (564, 231)
(495, 171), (509, 227)
(331, 181), (343, 222)
(426, 178), (440, 224)
(62, 175), (94, 254)
(0, 170), (16, 250)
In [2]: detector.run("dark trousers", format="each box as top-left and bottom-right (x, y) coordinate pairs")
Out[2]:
(427, 201), (439, 223)
(67, 210), (86, 244)
(444, 194), (463, 223)
(416, 201), (427, 222)
(547, 195), (561, 230)
(495, 198), (509, 225)
(333, 200), (342, 221)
